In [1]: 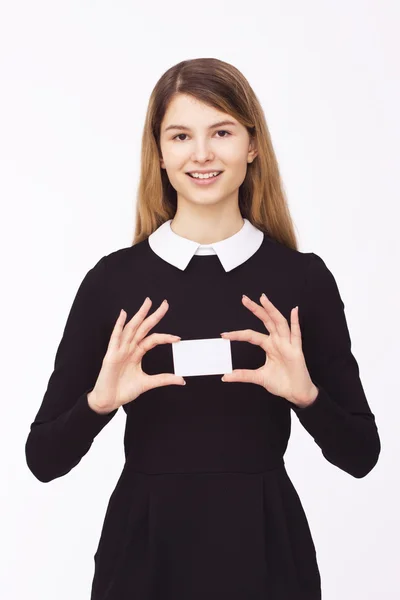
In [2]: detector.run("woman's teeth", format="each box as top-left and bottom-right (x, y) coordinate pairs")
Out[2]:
(188, 172), (221, 179)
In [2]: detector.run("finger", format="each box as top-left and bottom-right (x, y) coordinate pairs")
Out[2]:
(107, 308), (128, 352)
(220, 328), (269, 352)
(221, 367), (263, 385)
(133, 299), (170, 345)
(290, 306), (302, 350)
(259, 294), (291, 338)
(142, 372), (186, 391)
(120, 297), (154, 348)
(242, 295), (277, 335)
(133, 332), (181, 361)
(123, 299), (168, 349)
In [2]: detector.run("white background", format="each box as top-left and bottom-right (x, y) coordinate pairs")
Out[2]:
(1, 1), (399, 598)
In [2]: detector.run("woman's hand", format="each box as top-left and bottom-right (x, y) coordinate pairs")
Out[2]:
(220, 293), (319, 408)
(88, 297), (186, 414)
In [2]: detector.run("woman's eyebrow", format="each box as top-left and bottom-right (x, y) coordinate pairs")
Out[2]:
(164, 120), (237, 133)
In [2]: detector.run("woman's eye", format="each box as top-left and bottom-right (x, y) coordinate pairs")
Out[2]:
(172, 130), (232, 141)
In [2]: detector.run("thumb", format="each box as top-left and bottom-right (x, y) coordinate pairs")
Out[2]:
(222, 369), (259, 384)
(148, 373), (186, 389)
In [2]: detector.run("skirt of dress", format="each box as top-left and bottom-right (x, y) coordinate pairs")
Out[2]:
(90, 463), (321, 600)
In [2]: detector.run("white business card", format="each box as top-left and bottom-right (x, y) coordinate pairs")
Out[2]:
(172, 337), (233, 377)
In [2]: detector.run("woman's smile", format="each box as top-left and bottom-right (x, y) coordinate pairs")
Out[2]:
(186, 171), (223, 185)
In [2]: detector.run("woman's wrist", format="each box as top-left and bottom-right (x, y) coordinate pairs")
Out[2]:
(292, 383), (319, 409)
(87, 390), (114, 415)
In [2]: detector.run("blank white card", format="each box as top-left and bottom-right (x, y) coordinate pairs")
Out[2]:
(172, 337), (233, 377)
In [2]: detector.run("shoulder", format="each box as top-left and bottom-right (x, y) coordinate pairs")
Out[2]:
(258, 237), (341, 306)
(259, 233), (319, 276)
(302, 252), (342, 297)
(97, 238), (151, 278)
(77, 239), (150, 294)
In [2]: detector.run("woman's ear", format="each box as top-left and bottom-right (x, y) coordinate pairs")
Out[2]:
(248, 139), (258, 163)
(248, 149), (258, 163)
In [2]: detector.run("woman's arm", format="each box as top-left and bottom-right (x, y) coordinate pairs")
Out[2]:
(25, 255), (118, 483)
(291, 253), (381, 479)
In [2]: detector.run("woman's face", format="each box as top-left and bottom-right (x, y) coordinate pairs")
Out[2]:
(159, 94), (257, 208)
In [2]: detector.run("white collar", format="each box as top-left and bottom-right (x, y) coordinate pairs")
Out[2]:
(148, 218), (264, 272)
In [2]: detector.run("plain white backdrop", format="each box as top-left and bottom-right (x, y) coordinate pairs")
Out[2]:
(1, 1), (399, 598)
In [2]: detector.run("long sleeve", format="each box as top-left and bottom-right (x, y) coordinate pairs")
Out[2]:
(290, 253), (381, 479)
(25, 255), (118, 483)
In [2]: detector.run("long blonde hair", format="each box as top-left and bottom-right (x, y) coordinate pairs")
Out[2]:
(132, 57), (298, 250)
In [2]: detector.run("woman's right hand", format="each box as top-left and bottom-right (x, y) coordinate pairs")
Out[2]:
(87, 297), (185, 414)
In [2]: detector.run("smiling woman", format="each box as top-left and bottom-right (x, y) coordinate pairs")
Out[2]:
(25, 57), (381, 600)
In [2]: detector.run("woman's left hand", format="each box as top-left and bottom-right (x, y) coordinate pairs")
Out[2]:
(220, 293), (319, 408)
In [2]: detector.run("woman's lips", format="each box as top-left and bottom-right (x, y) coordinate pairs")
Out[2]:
(186, 172), (223, 186)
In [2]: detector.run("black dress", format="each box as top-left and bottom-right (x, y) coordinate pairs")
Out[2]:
(25, 233), (381, 599)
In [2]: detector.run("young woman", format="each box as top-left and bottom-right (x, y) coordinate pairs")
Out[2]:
(25, 58), (381, 599)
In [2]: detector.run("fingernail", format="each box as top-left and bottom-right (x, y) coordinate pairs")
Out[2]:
(221, 376), (225, 382)
(242, 294), (249, 300)
(261, 293), (267, 298)
(220, 332), (228, 336)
